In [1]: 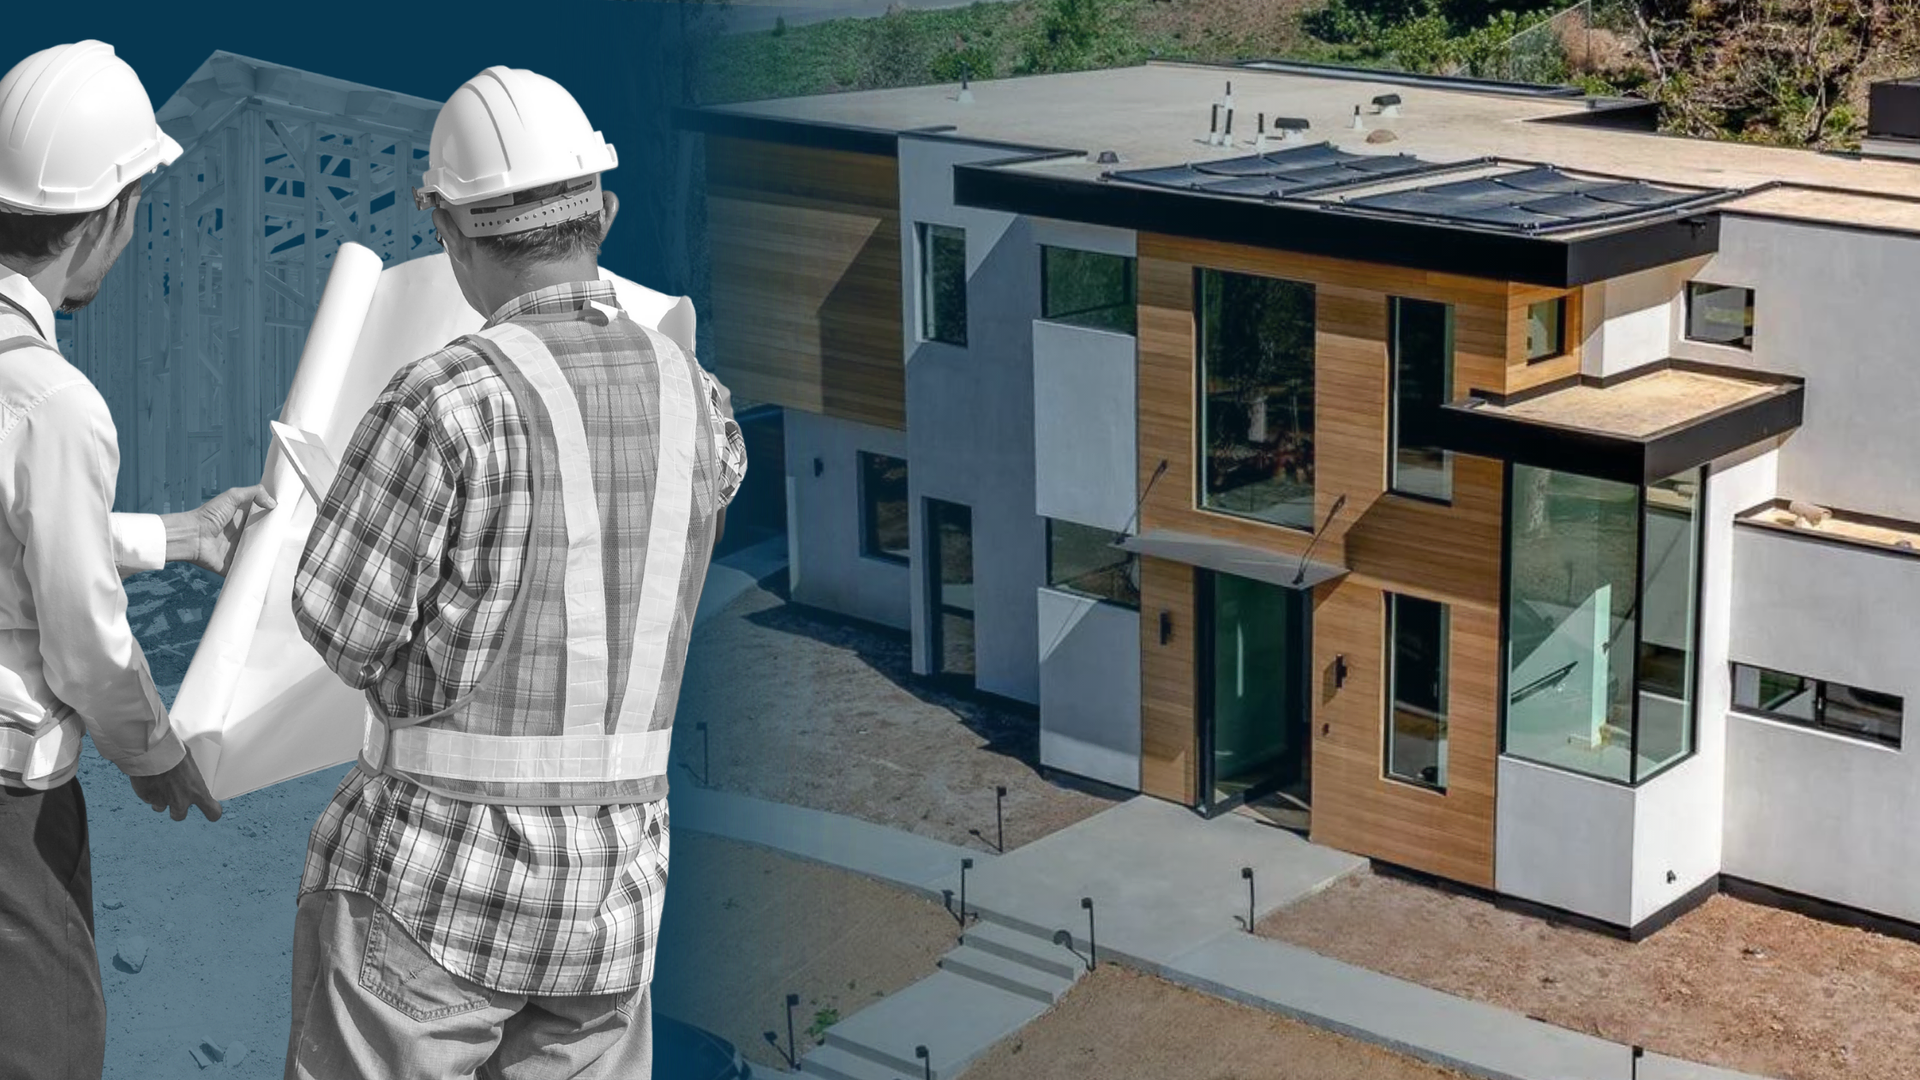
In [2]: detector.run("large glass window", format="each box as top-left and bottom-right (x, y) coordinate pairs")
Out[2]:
(1041, 246), (1136, 335)
(1732, 664), (1904, 748)
(919, 223), (967, 346)
(1503, 466), (1702, 784)
(1389, 297), (1454, 503)
(1198, 268), (1316, 531)
(1686, 281), (1754, 349)
(858, 452), (910, 564)
(1387, 593), (1450, 790)
(1046, 519), (1140, 608)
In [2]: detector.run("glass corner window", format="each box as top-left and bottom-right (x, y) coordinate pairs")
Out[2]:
(1685, 281), (1754, 349)
(1386, 592), (1450, 790)
(1046, 519), (1140, 608)
(1524, 296), (1567, 362)
(858, 451), (910, 564)
(1040, 246), (1137, 335)
(1197, 267), (1316, 531)
(919, 222), (968, 347)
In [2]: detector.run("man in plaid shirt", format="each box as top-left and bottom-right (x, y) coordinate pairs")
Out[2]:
(283, 67), (742, 1080)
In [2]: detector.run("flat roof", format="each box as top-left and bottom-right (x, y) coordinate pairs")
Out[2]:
(1739, 501), (1920, 557)
(1476, 369), (1776, 439)
(695, 60), (1920, 235)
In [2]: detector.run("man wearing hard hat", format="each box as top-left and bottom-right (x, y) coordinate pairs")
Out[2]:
(0, 41), (276, 1079)
(285, 64), (743, 1079)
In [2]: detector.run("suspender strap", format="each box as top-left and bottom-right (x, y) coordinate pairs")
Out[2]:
(0, 335), (58, 357)
(614, 325), (700, 737)
(472, 322), (610, 736)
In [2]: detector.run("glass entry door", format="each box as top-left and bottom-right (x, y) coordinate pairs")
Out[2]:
(1198, 571), (1311, 818)
(925, 498), (975, 682)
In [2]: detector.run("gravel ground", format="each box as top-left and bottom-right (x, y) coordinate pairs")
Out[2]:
(965, 965), (1465, 1080)
(652, 834), (957, 1071)
(679, 580), (1119, 852)
(1262, 868), (1920, 1080)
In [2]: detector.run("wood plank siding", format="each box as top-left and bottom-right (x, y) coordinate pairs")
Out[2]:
(704, 136), (906, 429)
(1133, 234), (1578, 887)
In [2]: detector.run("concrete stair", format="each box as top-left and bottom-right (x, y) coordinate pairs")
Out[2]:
(798, 919), (1085, 1080)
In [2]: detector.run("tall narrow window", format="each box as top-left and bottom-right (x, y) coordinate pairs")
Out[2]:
(858, 452), (910, 564)
(1525, 297), (1567, 362)
(1686, 282), (1754, 349)
(1197, 268), (1316, 530)
(1387, 593), (1450, 790)
(918, 223), (967, 346)
(1040, 246), (1137, 334)
(1389, 297), (1454, 502)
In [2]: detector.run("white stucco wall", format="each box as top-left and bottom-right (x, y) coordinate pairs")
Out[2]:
(783, 410), (912, 630)
(899, 135), (1048, 703)
(1037, 588), (1142, 790)
(1496, 755), (1638, 926)
(1033, 320), (1137, 531)
(1723, 487), (1920, 922)
(1581, 258), (1704, 380)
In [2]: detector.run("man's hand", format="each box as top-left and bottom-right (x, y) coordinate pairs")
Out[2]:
(128, 752), (222, 822)
(160, 485), (276, 577)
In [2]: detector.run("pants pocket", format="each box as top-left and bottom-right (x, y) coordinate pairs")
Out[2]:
(358, 909), (493, 1023)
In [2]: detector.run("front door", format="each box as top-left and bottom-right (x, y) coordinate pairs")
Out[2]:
(1198, 570), (1311, 819)
(926, 498), (975, 683)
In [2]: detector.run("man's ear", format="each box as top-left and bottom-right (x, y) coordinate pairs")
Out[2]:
(432, 208), (468, 265)
(599, 190), (619, 243)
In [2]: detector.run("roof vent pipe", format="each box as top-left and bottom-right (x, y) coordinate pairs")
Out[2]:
(1208, 102), (1222, 146)
(1274, 116), (1310, 145)
(1351, 105), (1365, 132)
(1254, 112), (1269, 153)
(1372, 92), (1402, 117)
(1223, 80), (1234, 112)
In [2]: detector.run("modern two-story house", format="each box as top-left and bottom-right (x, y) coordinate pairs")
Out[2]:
(682, 61), (1920, 939)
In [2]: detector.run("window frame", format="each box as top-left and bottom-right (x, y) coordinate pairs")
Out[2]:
(1387, 295), (1456, 506)
(1194, 266), (1318, 533)
(1385, 591), (1451, 793)
(917, 222), (968, 347)
(1044, 518), (1141, 610)
(856, 450), (911, 566)
(1523, 296), (1569, 364)
(1039, 245), (1138, 335)
(1684, 280), (1755, 350)
(1729, 661), (1904, 749)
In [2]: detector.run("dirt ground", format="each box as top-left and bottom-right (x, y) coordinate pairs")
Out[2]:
(1262, 868), (1920, 1080)
(966, 965), (1463, 1080)
(679, 580), (1119, 851)
(651, 833), (958, 1071)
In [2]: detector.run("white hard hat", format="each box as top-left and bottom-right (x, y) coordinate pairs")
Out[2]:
(0, 41), (181, 215)
(414, 66), (618, 238)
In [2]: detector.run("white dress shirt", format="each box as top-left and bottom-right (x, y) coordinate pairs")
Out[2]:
(0, 268), (176, 790)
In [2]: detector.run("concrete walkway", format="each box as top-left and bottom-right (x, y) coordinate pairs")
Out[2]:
(695, 534), (787, 628)
(674, 787), (1775, 1080)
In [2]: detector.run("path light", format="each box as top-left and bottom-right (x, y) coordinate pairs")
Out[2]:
(1632, 1045), (1645, 1079)
(916, 1044), (932, 1080)
(786, 993), (800, 1063)
(996, 785), (1007, 853)
(1081, 896), (1097, 970)
(959, 857), (974, 926)
(1242, 866), (1256, 933)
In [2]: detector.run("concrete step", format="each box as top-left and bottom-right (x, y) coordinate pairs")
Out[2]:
(938, 944), (1074, 1004)
(798, 1043), (906, 1080)
(960, 919), (1084, 981)
(823, 970), (1047, 1079)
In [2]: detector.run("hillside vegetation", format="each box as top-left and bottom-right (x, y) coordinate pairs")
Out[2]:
(703, 0), (1920, 150)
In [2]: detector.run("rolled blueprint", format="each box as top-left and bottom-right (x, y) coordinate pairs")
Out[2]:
(171, 242), (697, 799)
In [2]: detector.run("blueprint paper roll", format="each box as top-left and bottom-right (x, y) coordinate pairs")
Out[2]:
(172, 247), (697, 799)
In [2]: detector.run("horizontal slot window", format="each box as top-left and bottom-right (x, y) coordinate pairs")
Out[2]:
(1046, 519), (1139, 608)
(1731, 662), (1903, 748)
(1041, 246), (1137, 335)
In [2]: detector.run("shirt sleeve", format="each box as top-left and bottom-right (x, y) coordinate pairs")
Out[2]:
(698, 366), (746, 509)
(292, 363), (459, 692)
(0, 383), (182, 776)
(109, 512), (166, 577)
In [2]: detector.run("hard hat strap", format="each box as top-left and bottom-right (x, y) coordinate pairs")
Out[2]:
(417, 175), (606, 239)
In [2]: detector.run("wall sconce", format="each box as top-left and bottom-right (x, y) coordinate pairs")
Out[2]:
(812, 457), (824, 477)
(1334, 654), (1349, 688)
(1159, 610), (1173, 645)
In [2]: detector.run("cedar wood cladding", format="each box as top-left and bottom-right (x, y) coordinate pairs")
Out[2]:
(703, 135), (906, 430)
(1134, 234), (1579, 888)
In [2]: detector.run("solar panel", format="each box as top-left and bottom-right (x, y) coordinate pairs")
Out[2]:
(1108, 164), (1220, 189)
(1486, 166), (1595, 195)
(1191, 154), (1291, 177)
(1193, 176), (1295, 197)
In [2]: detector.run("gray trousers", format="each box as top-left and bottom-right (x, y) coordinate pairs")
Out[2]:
(284, 890), (651, 1080)
(0, 779), (103, 1080)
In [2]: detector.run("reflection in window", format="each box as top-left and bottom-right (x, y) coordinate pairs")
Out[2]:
(1503, 466), (1702, 784)
(1198, 268), (1316, 530)
(1732, 663), (1903, 748)
(1041, 246), (1136, 335)
(1525, 297), (1567, 362)
(1686, 281), (1754, 349)
(919, 223), (967, 346)
(1387, 593), (1449, 790)
(858, 452), (910, 564)
(1046, 519), (1140, 608)
(1389, 297), (1454, 502)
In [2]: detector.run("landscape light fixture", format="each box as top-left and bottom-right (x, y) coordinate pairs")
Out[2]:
(916, 1044), (932, 1080)
(812, 456), (823, 477)
(1242, 866), (1256, 934)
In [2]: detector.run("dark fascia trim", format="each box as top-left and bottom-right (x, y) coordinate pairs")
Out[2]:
(1734, 497), (1920, 563)
(1231, 58), (1587, 100)
(674, 105), (900, 157)
(954, 163), (1722, 287)
(1627, 874), (1722, 941)
(1437, 361), (1804, 484)
(1722, 875), (1920, 948)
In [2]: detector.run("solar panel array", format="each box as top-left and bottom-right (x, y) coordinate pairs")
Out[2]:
(1105, 141), (1716, 234)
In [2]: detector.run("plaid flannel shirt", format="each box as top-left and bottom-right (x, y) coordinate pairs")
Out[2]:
(292, 280), (744, 996)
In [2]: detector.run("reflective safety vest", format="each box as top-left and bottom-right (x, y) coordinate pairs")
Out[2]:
(359, 302), (715, 805)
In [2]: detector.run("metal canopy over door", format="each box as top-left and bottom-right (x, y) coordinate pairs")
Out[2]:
(926, 498), (976, 683)
(1197, 570), (1313, 820)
